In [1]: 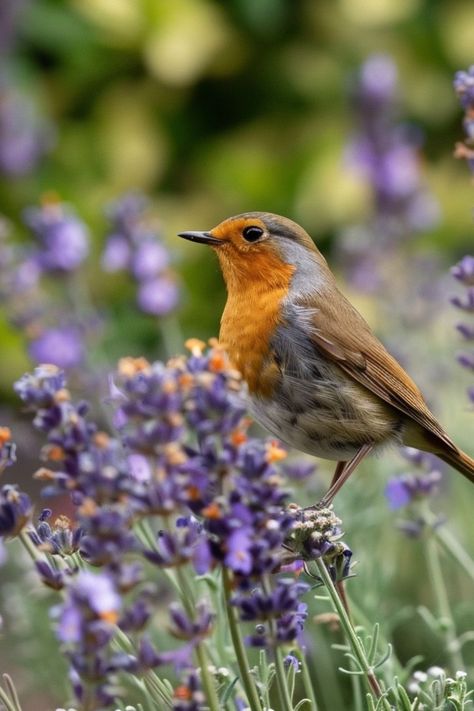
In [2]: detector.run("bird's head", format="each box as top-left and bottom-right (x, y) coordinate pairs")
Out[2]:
(178, 212), (330, 292)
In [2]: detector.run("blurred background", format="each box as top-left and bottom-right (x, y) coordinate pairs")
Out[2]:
(0, 0), (474, 709)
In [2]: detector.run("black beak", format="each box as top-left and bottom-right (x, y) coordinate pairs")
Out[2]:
(177, 230), (222, 246)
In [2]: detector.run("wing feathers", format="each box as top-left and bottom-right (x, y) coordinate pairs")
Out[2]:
(294, 292), (457, 454)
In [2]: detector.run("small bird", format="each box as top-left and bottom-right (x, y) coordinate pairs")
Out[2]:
(178, 212), (474, 504)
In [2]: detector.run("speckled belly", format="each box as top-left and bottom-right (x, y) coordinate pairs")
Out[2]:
(249, 360), (400, 461)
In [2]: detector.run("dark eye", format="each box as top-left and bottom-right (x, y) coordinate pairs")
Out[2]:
(242, 225), (264, 243)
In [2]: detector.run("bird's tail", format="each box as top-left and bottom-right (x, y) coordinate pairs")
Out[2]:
(438, 447), (474, 485)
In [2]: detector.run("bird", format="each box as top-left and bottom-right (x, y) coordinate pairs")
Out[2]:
(178, 212), (474, 505)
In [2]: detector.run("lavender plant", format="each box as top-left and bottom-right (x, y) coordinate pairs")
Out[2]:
(340, 54), (439, 295)
(101, 194), (179, 318)
(0, 343), (354, 710)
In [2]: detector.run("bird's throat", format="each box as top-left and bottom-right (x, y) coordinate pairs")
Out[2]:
(217, 249), (295, 396)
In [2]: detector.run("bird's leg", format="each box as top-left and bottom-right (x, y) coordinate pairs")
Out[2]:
(329, 460), (346, 489)
(318, 442), (374, 508)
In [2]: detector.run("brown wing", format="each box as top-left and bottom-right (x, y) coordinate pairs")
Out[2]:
(301, 291), (457, 454)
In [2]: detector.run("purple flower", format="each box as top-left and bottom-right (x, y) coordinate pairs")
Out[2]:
(234, 579), (310, 648)
(35, 560), (67, 590)
(23, 200), (89, 273)
(284, 654), (300, 670)
(132, 240), (170, 280)
(358, 54), (398, 105)
(454, 67), (474, 173)
(56, 571), (121, 645)
(451, 256), (474, 401)
(143, 517), (208, 569)
(168, 600), (214, 641)
(101, 234), (131, 272)
(31, 508), (83, 556)
(0, 427), (16, 474)
(0, 81), (53, 177)
(454, 66), (474, 109)
(137, 276), (179, 316)
(385, 470), (441, 510)
(173, 672), (205, 711)
(452, 256), (474, 286)
(102, 193), (179, 317)
(341, 55), (439, 294)
(55, 571), (127, 707)
(225, 529), (253, 574)
(283, 459), (317, 481)
(385, 478), (411, 509)
(457, 353), (474, 370)
(0, 484), (32, 537)
(28, 326), (84, 369)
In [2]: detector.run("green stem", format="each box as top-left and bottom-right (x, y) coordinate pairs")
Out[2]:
(159, 315), (185, 359)
(314, 560), (390, 710)
(262, 575), (293, 711)
(222, 567), (263, 711)
(424, 531), (464, 671)
(346, 596), (404, 680)
(0, 675), (21, 711)
(143, 673), (173, 710)
(0, 686), (16, 711)
(294, 649), (319, 711)
(159, 519), (219, 711)
(18, 529), (39, 562)
(195, 642), (221, 711)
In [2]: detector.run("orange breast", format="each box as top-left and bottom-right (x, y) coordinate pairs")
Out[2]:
(218, 252), (294, 397)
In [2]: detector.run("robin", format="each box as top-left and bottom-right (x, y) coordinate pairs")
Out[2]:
(178, 212), (474, 504)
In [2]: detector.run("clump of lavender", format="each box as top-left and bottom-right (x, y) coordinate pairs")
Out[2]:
(7, 342), (335, 709)
(0, 428), (31, 538)
(451, 256), (474, 405)
(102, 193), (179, 317)
(0, 73), (54, 178)
(23, 198), (89, 274)
(340, 54), (439, 295)
(453, 65), (474, 174)
(385, 448), (442, 537)
(0, 198), (90, 371)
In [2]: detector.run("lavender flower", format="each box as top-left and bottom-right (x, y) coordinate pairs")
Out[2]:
(0, 427), (16, 474)
(284, 505), (354, 584)
(451, 255), (474, 404)
(340, 54), (439, 294)
(102, 193), (179, 317)
(385, 470), (441, 510)
(386, 449), (444, 536)
(137, 276), (180, 316)
(23, 199), (89, 273)
(172, 673), (205, 711)
(55, 571), (131, 709)
(31, 509), (83, 556)
(0, 484), (32, 537)
(0, 78), (53, 177)
(233, 579), (309, 648)
(348, 54), (439, 238)
(28, 326), (85, 368)
(14, 364), (131, 503)
(111, 341), (312, 656)
(168, 600), (213, 642)
(453, 66), (474, 173)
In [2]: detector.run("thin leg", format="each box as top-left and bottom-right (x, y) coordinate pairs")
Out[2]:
(329, 460), (346, 489)
(319, 442), (374, 508)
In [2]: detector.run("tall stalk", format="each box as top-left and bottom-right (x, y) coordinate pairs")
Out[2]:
(222, 567), (263, 711)
(314, 560), (391, 710)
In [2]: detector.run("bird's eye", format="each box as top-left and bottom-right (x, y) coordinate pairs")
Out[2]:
(242, 225), (264, 243)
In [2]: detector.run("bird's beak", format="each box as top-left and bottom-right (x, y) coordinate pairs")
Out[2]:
(177, 230), (222, 246)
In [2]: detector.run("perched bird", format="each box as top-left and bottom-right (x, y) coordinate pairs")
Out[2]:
(178, 212), (474, 504)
